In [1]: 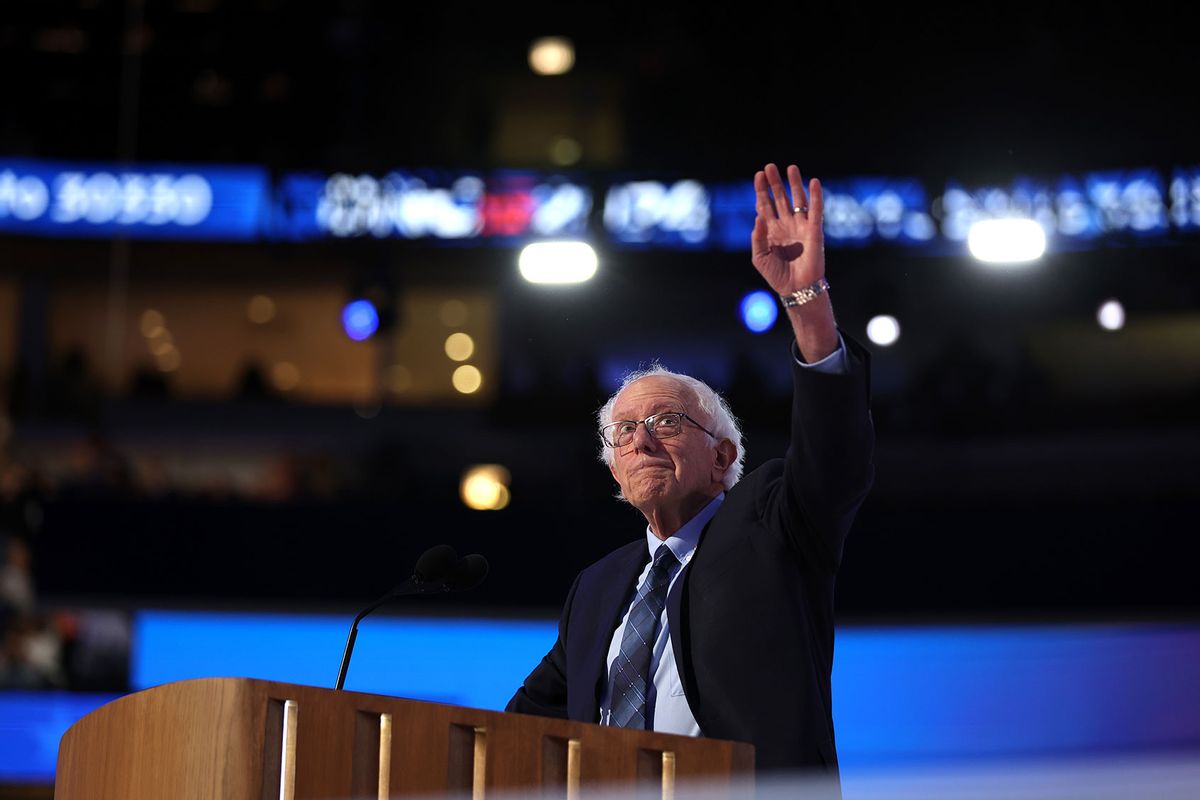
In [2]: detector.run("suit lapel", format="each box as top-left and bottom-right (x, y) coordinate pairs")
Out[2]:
(576, 541), (647, 722)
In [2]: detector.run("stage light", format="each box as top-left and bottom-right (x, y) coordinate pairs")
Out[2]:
(247, 294), (276, 325)
(444, 332), (475, 362)
(739, 290), (778, 334)
(150, 336), (174, 357)
(1097, 299), (1125, 331)
(967, 218), (1046, 264)
(139, 309), (165, 338)
(528, 37), (574, 76)
(460, 464), (512, 511)
(341, 299), (379, 341)
(452, 365), (483, 394)
(866, 315), (901, 346)
(518, 241), (598, 284)
(270, 362), (299, 391)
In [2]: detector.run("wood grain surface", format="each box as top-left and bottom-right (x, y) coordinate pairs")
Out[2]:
(55, 678), (754, 799)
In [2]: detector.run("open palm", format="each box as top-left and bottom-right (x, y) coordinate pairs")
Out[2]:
(751, 163), (825, 296)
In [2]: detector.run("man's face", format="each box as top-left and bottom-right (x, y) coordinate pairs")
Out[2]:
(607, 376), (725, 518)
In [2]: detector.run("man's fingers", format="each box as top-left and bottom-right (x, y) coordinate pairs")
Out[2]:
(788, 165), (809, 213)
(751, 215), (770, 256)
(754, 171), (776, 221)
(764, 163), (792, 219)
(808, 178), (824, 230)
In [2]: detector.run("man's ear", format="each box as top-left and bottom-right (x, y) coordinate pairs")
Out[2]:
(713, 439), (737, 477)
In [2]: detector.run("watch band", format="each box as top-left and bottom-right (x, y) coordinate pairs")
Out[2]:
(780, 278), (830, 308)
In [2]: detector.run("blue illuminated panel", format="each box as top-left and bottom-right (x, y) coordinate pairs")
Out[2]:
(1085, 170), (1169, 236)
(603, 179), (712, 247)
(130, 613), (1200, 765)
(941, 180), (1061, 243)
(1169, 168), (1200, 230)
(130, 612), (558, 707)
(3, 155), (1198, 251)
(833, 623), (1200, 768)
(707, 177), (934, 251)
(277, 170), (591, 241)
(821, 177), (936, 246)
(4, 616), (1198, 783)
(940, 170), (1174, 252)
(0, 159), (269, 240)
(0, 692), (118, 782)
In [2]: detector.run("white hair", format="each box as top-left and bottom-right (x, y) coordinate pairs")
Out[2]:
(597, 364), (745, 490)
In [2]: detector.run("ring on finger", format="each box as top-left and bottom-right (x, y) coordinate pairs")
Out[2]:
(793, 205), (809, 214)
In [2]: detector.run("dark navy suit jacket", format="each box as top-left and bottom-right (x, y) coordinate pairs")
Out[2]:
(507, 339), (874, 774)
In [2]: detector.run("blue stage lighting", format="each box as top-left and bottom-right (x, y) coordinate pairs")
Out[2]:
(739, 290), (778, 333)
(342, 299), (379, 341)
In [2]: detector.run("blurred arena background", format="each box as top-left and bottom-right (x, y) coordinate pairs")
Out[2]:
(1, 2), (1198, 797)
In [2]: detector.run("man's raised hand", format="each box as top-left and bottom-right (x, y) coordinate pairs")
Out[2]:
(751, 163), (825, 296)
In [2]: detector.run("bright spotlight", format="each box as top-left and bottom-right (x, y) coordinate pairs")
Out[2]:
(460, 464), (512, 511)
(967, 218), (1047, 264)
(528, 37), (574, 76)
(739, 290), (778, 334)
(452, 364), (483, 394)
(1097, 299), (1125, 331)
(866, 315), (901, 346)
(518, 241), (598, 284)
(341, 299), (379, 341)
(444, 332), (475, 362)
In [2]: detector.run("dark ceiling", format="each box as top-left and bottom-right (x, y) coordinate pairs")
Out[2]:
(2, 1), (1196, 181)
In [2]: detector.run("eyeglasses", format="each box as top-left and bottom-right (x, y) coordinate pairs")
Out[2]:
(600, 411), (717, 448)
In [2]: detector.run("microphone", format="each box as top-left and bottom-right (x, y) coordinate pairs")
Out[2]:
(448, 553), (489, 591)
(411, 544), (459, 590)
(334, 545), (489, 690)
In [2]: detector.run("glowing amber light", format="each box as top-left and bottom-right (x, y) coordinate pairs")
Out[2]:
(148, 328), (174, 355)
(528, 37), (574, 76)
(452, 365), (483, 394)
(271, 361), (300, 391)
(444, 332), (475, 362)
(460, 464), (511, 511)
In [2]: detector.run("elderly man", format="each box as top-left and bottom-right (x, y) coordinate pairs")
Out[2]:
(507, 163), (875, 776)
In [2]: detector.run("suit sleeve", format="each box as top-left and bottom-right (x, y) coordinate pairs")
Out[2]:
(773, 332), (875, 571)
(505, 572), (580, 718)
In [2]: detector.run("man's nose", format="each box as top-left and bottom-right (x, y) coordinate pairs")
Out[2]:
(631, 422), (658, 452)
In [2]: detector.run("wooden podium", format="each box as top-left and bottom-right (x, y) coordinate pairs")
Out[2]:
(55, 678), (754, 799)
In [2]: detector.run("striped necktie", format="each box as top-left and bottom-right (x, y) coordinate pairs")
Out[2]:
(606, 543), (679, 729)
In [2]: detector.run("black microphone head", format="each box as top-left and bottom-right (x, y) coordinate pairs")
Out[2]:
(449, 554), (489, 591)
(413, 544), (459, 584)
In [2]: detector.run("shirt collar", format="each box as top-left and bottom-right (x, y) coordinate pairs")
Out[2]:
(644, 492), (725, 566)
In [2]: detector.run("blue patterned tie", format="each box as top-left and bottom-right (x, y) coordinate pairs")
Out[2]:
(606, 543), (679, 729)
